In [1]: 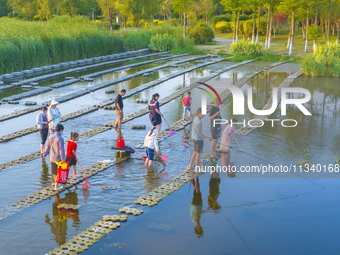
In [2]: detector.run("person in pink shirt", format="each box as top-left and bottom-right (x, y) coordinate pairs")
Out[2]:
(220, 119), (237, 169)
(182, 92), (192, 120)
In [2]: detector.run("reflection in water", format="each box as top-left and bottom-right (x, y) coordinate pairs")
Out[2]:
(83, 190), (90, 204)
(45, 190), (80, 245)
(208, 173), (221, 211)
(40, 157), (51, 186)
(143, 167), (168, 192)
(190, 177), (204, 238)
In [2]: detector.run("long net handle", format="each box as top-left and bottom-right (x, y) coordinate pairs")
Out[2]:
(77, 160), (88, 178)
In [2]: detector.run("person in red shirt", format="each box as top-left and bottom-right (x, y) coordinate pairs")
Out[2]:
(182, 91), (192, 120)
(65, 132), (79, 179)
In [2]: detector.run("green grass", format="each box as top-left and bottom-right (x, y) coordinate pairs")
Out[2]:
(0, 16), (125, 75)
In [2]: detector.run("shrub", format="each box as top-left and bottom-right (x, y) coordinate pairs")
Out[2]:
(139, 19), (145, 25)
(150, 33), (174, 51)
(169, 18), (182, 25)
(215, 21), (231, 33)
(242, 19), (254, 35)
(238, 21), (244, 34)
(239, 14), (249, 21)
(94, 21), (120, 30)
(230, 39), (263, 56)
(158, 21), (166, 26)
(259, 19), (267, 35)
(302, 43), (340, 77)
(124, 32), (150, 50)
(171, 36), (203, 54)
(213, 15), (232, 26)
(189, 23), (214, 44)
(153, 19), (160, 24)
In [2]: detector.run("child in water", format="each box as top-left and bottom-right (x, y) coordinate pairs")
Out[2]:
(144, 126), (160, 167)
(65, 132), (79, 179)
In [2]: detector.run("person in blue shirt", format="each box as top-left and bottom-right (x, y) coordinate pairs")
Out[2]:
(187, 108), (211, 170)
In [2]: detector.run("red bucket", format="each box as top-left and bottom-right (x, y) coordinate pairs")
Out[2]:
(55, 161), (69, 185)
(116, 139), (126, 149)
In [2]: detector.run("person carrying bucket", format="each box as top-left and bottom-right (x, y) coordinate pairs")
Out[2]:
(148, 93), (163, 134)
(48, 99), (61, 133)
(144, 126), (160, 167)
(43, 124), (66, 190)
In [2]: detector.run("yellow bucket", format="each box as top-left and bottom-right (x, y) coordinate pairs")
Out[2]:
(56, 161), (68, 170)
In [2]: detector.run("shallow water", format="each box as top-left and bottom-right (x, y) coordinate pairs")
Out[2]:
(1, 59), (339, 255)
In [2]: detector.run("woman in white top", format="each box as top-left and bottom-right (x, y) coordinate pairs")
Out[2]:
(48, 99), (61, 132)
(144, 126), (160, 167)
(220, 119), (237, 170)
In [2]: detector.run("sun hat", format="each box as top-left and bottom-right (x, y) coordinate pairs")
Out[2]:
(50, 99), (59, 106)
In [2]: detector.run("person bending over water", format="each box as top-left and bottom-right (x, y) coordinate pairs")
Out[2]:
(144, 127), (160, 167)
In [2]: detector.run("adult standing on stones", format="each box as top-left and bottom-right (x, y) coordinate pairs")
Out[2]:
(48, 100), (61, 133)
(43, 124), (66, 191)
(148, 93), (163, 134)
(36, 106), (49, 153)
(113, 89), (126, 129)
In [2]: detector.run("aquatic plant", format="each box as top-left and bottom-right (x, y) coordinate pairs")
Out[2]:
(0, 17), (124, 75)
(302, 43), (340, 77)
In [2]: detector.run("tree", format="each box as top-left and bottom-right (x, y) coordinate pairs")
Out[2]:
(7, 0), (37, 19)
(116, 0), (129, 30)
(278, 0), (301, 55)
(308, 24), (321, 51)
(197, 0), (214, 23)
(172, 0), (197, 37)
(126, 0), (160, 31)
(97, 0), (116, 31)
(37, 0), (55, 20)
(221, 0), (244, 42)
(247, 0), (260, 43)
(59, 0), (79, 16)
(0, 0), (11, 17)
(160, 0), (172, 20)
(272, 12), (288, 38)
(187, 11), (196, 27)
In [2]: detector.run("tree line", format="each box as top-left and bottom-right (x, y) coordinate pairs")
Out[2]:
(1, 0), (339, 54)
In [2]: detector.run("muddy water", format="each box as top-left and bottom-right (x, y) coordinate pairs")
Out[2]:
(1, 61), (335, 255)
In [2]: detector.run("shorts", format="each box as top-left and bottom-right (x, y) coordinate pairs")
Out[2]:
(115, 109), (123, 121)
(51, 162), (58, 176)
(66, 156), (77, 166)
(211, 127), (221, 140)
(193, 139), (203, 153)
(39, 128), (48, 144)
(145, 147), (154, 160)
(184, 106), (191, 112)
